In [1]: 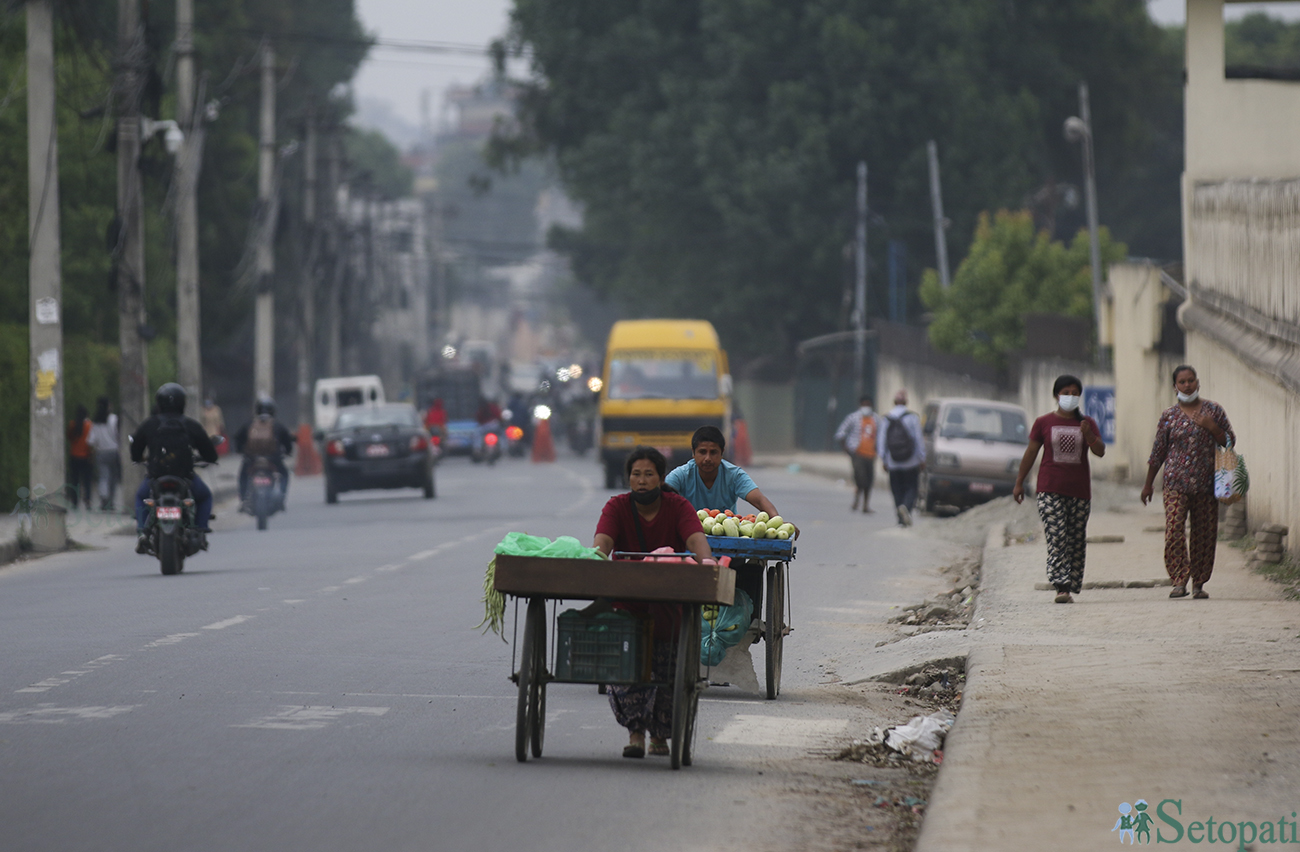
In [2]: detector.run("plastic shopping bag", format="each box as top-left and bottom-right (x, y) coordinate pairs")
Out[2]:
(700, 588), (753, 667)
(1214, 442), (1249, 505)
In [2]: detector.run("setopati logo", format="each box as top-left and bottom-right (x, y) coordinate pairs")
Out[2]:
(1111, 799), (1300, 849)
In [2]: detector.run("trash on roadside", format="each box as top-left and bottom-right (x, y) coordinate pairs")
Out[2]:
(884, 709), (955, 763)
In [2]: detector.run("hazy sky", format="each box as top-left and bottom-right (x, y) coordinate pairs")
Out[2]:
(350, 0), (1300, 144)
(351, 0), (513, 145)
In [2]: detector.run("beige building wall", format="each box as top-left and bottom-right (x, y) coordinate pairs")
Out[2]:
(1182, 0), (1300, 553)
(876, 355), (1011, 412)
(1109, 263), (1187, 486)
(1185, 331), (1300, 535)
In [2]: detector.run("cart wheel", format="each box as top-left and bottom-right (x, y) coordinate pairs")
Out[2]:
(515, 597), (545, 762)
(681, 612), (701, 767)
(529, 608), (547, 759)
(671, 604), (701, 770)
(765, 565), (786, 700)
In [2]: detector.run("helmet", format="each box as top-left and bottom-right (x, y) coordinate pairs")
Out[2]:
(255, 396), (276, 418)
(156, 383), (186, 415)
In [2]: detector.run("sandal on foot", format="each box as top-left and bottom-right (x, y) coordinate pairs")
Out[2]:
(1193, 586), (1209, 599)
(648, 739), (669, 757)
(1169, 585), (1188, 598)
(1054, 592), (1073, 604)
(622, 744), (645, 759)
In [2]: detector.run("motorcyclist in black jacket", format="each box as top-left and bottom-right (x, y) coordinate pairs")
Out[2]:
(233, 396), (294, 508)
(131, 383), (219, 553)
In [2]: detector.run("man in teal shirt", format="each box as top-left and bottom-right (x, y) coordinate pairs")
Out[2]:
(665, 426), (782, 517)
(666, 426), (795, 635)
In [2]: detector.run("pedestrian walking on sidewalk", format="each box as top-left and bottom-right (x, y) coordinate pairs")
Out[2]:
(66, 405), (94, 510)
(88, 397), (119, 511)
(834, 395), (879, 513)
(1013, 375), (1105, 603)
(877, 390), (925, 526)
(1140, 365), (1234, 600)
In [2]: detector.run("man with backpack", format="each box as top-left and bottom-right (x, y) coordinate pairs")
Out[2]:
(834, 394), (879, 513)
(877, 389), (926, 527)
(130, 383), (219, 553)
(233, 397), (295, 509)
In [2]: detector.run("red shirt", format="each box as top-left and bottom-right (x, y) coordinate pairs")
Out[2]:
(595, 491), (704, 639)
(1030, 413), (1099, 501)
(595, 492), (703, 555)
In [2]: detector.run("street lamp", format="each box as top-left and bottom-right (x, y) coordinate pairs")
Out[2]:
(1063, 81), (1104, 362)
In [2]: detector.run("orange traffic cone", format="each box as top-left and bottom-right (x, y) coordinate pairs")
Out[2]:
(531, 417), (557, 463)
(733, 418), (754, 467)
(295, 423), (322, 476)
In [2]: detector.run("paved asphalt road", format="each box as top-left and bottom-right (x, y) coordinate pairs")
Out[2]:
(0, 455), (964, 852)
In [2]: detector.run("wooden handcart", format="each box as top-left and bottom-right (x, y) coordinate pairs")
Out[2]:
(703, 535), (795, 699)
(493, 553), (736, 770)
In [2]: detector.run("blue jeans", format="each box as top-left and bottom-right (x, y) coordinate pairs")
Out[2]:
(136, 475), (212, 532)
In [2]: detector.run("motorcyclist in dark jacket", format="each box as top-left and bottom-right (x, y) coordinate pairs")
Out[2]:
(131, 383), (218, 552)
(233, 396), (294, 507)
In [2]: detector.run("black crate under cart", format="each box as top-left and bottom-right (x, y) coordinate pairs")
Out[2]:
(703, 535), (796, 699)
(493, 553), (736, 770)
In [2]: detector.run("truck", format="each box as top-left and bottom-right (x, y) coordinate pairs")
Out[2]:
(598, 319), (732, 488)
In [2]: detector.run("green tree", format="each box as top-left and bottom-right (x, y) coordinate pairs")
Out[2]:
(919, 210), (1125, 368)
(494, 0), (1181, 359)
(1226, 12), (1300, 68)
(344, 128), (413, 200)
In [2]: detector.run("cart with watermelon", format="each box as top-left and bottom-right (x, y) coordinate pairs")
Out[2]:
(702, 535), (795, 699)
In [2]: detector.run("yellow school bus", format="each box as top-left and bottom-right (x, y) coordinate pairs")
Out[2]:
(599, 319), (731, 488)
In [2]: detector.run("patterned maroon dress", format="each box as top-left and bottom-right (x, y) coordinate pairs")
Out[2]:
(1148, 401), (1235, 587)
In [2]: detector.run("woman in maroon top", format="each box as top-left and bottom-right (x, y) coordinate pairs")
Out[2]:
(1140, 365), (1234, 599)
(1012, 375), (1106, 603)
(593, 447), (711, 758)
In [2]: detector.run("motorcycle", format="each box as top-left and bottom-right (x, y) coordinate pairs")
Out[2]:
(248, 455), (285, 531)
(140, 456), (216, 576)
(471, 420), (503, 465)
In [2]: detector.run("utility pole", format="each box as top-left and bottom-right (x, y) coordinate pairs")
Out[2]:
(116, 0), (149, 510)
(325, 131), (343, 378)
(854, 161), (867, 399)
(926, 140), (951, 289)
(297, 109), (318, 426)
(254, 40), (276, 400)
(174, 0), (202, 417)
(26, 0), (67, 549)
(1065, 82), (1105, 360)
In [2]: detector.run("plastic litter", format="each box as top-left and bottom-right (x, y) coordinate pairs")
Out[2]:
(884, 709), (955, 763)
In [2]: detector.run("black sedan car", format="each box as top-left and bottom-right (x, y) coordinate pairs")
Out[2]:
(320, 403), (438, 503)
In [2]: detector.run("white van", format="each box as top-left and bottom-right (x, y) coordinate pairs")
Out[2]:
(314, 376), (385, 430)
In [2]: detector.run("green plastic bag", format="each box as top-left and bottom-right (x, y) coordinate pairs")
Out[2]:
(493, 532), (607, 561)
(700, 589), (753, 667)
(480, 534), (608, 639)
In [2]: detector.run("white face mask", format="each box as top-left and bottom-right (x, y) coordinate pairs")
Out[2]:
(862, 406), (873, 416)
(1058, 395), (1081, 412)
(1177, 390), (1200, 404)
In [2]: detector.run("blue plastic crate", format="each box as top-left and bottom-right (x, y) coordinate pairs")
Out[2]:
(705, 535), (795, 560)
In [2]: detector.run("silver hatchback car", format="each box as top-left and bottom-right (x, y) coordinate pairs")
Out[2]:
(918, 398), (1030, 513)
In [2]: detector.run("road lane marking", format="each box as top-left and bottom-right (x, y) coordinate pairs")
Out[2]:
(712, 715), (847, 747)
(202, 615), (253, 630)
(344, 577), (366, 585)
(283, 599), (305, 604)
(0, 704), (138, 724)
(143, 633), (201, 648)
(320, 586), (341, 593)
(408, 549), (440, 561)
(232, 705), (389, 730)
(15, 654), (125, 693)
(374, 563), (403, 572)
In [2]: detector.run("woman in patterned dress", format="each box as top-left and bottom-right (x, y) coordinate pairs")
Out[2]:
(1012, 375), (1106, 603)
(1141, 365), (1235, 599)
